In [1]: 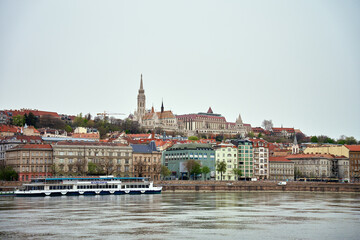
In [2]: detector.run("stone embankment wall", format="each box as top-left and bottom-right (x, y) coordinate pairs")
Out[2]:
(155, 181), (360, 193)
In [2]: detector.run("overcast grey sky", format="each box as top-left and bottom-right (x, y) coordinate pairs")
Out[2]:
(0, 0), (359, 139)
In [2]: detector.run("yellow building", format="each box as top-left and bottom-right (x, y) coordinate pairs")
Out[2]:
(304, 145), (349, 158)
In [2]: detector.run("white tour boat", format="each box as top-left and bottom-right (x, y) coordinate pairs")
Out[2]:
(14, 176), (162, 197)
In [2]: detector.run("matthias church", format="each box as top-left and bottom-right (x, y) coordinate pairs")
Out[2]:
(133, 75), (247, 137)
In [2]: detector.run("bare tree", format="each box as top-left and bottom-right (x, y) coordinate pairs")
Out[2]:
(75, 159), (87, 175)
(99, 159), (115, 175)
(262, 120), (273, 131)
(134, 157), (146, 177)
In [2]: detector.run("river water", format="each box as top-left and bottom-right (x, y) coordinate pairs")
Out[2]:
(0, 192), (359, 239)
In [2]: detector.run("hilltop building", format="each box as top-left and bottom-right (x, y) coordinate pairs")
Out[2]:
(176, 108), (247, 137)
(133, 75), (178, 132)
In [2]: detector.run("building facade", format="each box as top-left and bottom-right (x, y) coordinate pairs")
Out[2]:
(252, 138), (269, 180)
(232, 139), (254, 180)
(5, 144), (53, 181)
(214, 143), (238, 180)
(0, 135), (43, 166)
(131, 141), (162, 181)
(286, 154), (347, 180)
(346, 145), (360, 182)
(52, 142), (133, 177)
(176, 108), (247, 137)
(269, 156), (294, 181)
(304, 145), (349, 158)
(162, 143), (215, 180)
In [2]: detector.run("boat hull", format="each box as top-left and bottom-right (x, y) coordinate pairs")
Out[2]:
(15, 189), (162, 197)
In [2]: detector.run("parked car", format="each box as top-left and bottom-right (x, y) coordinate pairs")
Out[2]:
(277, 181), (287, 186)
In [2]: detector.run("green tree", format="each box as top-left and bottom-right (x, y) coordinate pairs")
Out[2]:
(247, 132), (255, 138)
(185, 160), (201, 180)
(24, 112), (38, 127)
(232, 168), (242, 180)
(258, 133), (263, 138)
(12, 115), (25, 127)
(88, 162), (98, 175)
(65, 125), (73, 133)
(201, 166), (211, 180)
(188, 136), (199, 141)
(191, 162), (202, 180)
(160, 165), (171, 180)
(0, 166), (18, 181)
(345, 136), (357, 145)
(310, 136), (318, 143)
(216, 161), (227, 181)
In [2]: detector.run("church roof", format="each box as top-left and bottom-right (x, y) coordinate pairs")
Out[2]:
(143, 110), (175, 120)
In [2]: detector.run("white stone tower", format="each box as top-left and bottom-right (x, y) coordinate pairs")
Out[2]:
(136, 74), (146, 123)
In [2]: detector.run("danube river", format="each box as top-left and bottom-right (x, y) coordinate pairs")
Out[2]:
(1, 192), (359, 239)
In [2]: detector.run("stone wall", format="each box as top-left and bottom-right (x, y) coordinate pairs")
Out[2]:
(156, 180), (360, 193)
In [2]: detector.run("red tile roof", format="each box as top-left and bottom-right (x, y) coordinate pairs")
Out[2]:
(176, 114), (227, 121)
(11, 144), (52, 150)
(269, 156), (292, 162)
(2, 135), (43, 142)
(345, 145), (360, 152)
(55, 141), (128, 147)
(286, 154), (334, 159)
(272, 128), (295, 133)
(0, 125), (21, 133)
(6, 109), (60, 118)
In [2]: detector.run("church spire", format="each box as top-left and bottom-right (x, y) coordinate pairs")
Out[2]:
(293, 134), (298, 145)
(140, 74), (144, 90)
(161, 99), (164, 113)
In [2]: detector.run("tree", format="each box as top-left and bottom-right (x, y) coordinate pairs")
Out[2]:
(296, 132), (306, 143)
(0, 166), (18, 181)
(99, 159), (115, 175)
(201, 166), (210, 180)
(247, 132), (255, 138)
(85, 113), (92, 121)
(134, 157), (146, 177)
(88, 162), (99, 175)
(294, 167), (303, 180)
(191, 162), (202, 180)
(161, 165), (171, 180)
(216, 161), (227, 181)
(188, 136), (199, 141)
(65, 125), (73, 133)
(24, 112), (39, 127)
(262, 120), (273, 131)
(38, 115), (65, 129)
(344, 136), (357, 145)
(75, 159), (87, 175)
(233, 168), (242, 180)
(310, 136), (318, 143)
(12, 115), (25, 127)
(185, 160), (201, 180)
(258, 133), (263, 138)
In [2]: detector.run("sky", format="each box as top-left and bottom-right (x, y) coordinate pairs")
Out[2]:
(0, 0), (359, 139)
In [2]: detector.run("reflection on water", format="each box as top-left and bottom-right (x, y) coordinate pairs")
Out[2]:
(1, 192), (360, 239)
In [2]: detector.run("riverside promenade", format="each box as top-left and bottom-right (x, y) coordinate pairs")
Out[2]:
(156, 180), (360, 193)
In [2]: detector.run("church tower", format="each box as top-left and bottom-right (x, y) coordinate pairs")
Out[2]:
(292, 134), (299, 154)
(137, 74), (146, 123)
